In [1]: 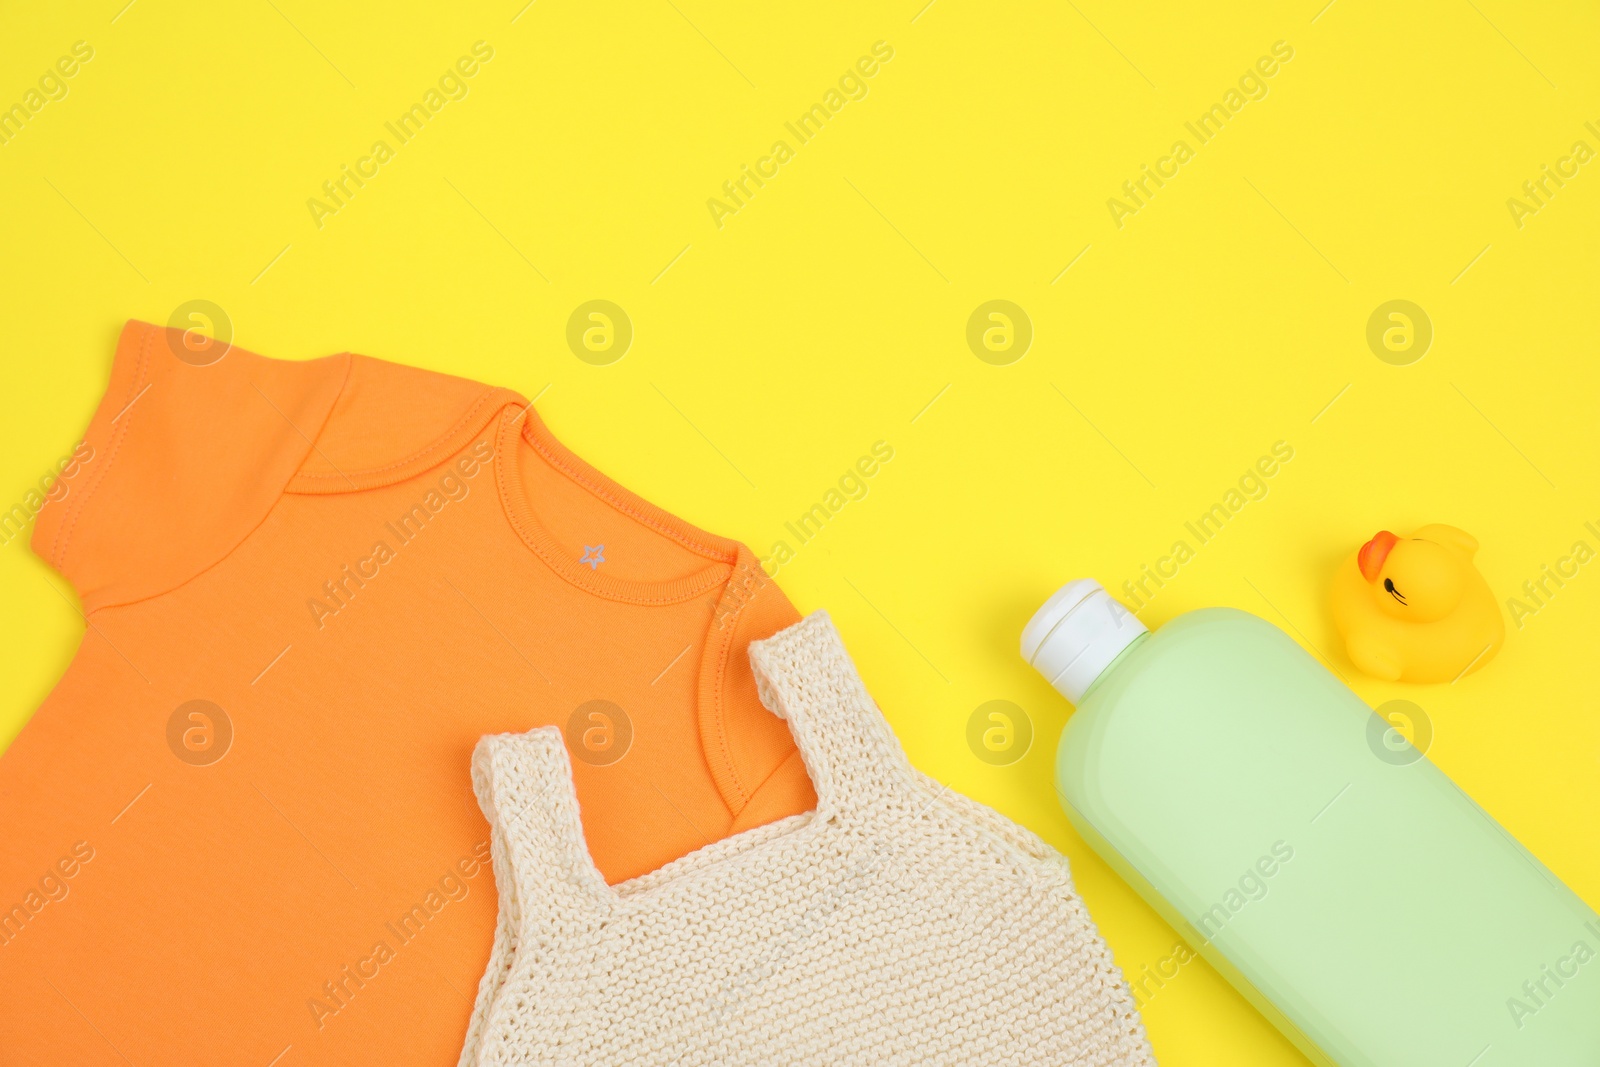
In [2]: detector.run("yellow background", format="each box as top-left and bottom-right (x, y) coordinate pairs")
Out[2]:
(4, 1), (1598, 1062)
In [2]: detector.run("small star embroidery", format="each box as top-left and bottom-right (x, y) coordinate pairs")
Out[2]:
(580, 545), (605, 570)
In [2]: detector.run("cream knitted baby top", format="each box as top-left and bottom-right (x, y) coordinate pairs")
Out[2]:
(459, 611), (1156, 1066)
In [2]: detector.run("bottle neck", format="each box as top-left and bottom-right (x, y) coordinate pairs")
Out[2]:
(1077, 630), (1150, 702)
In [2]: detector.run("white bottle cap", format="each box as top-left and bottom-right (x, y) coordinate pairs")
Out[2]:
(1021, 579), (1147, 704)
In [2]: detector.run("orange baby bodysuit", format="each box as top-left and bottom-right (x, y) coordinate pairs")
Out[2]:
(0, 321), (815, 1066)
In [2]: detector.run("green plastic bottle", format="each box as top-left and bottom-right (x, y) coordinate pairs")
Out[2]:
(1021, 579), (1600, 1067)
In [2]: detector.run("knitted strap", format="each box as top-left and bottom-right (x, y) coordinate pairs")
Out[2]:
(747, 611), (917, 816)
(470, 728), (612, 910)
(469, 611), (915, 918)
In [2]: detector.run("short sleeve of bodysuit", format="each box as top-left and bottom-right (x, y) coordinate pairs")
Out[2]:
(32, 320), (351, 612)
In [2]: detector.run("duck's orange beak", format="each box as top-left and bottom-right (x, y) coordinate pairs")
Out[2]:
(1358, 530), (1399, 582)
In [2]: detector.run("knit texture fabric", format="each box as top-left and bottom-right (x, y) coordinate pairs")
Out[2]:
(459, 611), (1157, 1066)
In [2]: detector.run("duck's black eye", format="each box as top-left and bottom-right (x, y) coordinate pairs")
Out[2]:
(1384, 579), (1394, 591)
(1383, 578), (1407, 604)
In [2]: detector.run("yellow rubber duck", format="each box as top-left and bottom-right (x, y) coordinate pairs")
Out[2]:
(1330, 524), (1504, 683)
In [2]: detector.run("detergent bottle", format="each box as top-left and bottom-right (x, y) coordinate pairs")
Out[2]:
(1022, 579), (1600, 1067)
